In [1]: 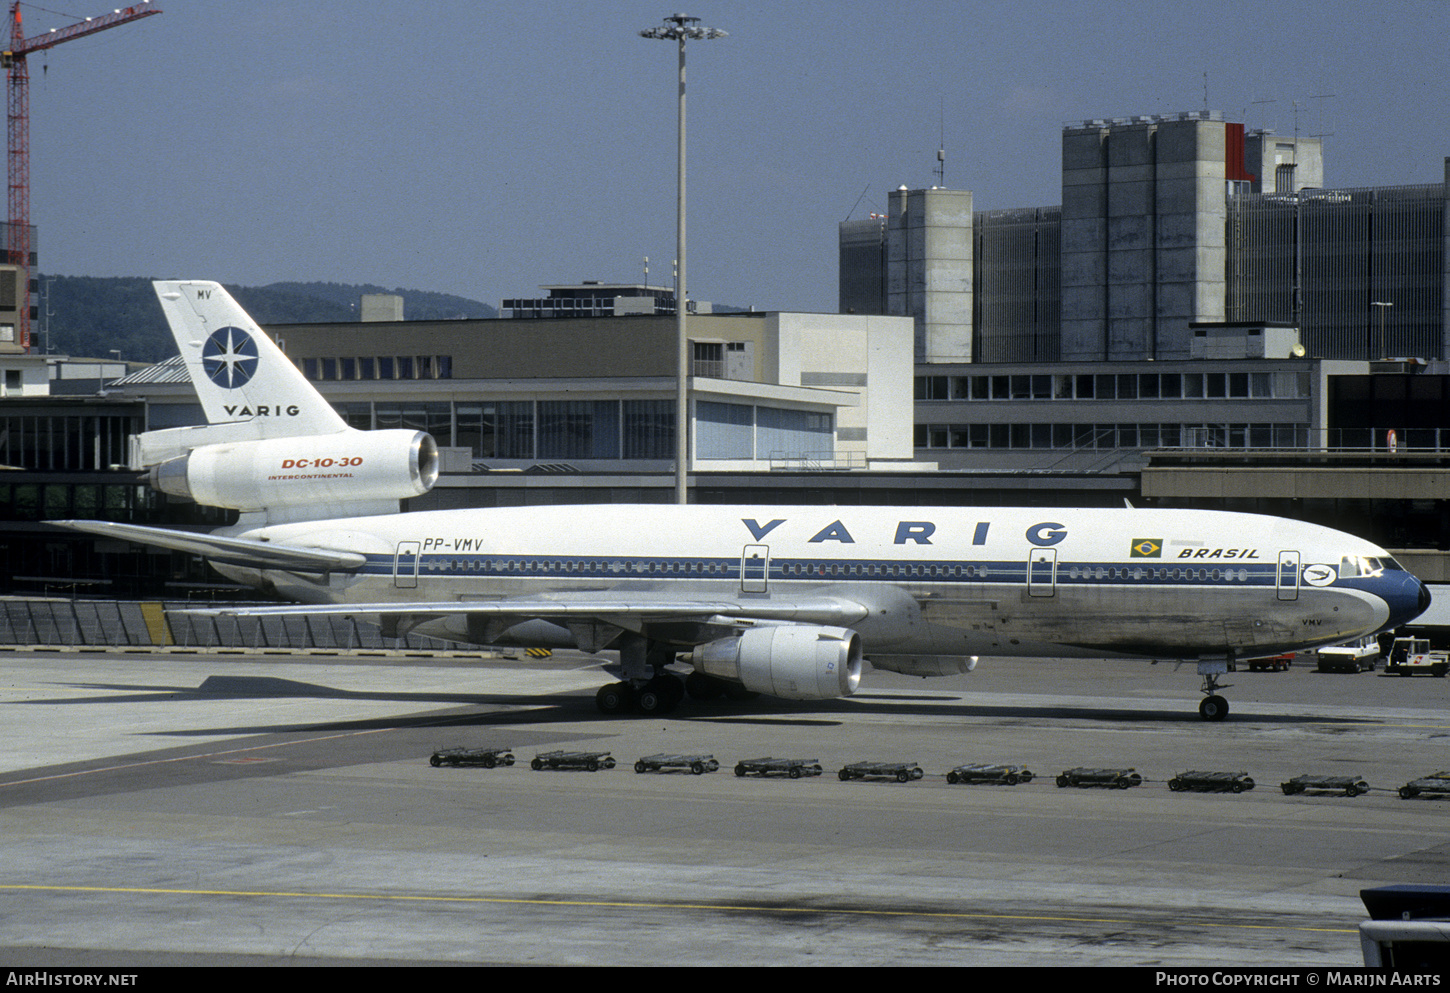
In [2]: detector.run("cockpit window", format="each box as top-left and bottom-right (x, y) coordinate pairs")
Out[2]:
(1340, 556), (1390, 578)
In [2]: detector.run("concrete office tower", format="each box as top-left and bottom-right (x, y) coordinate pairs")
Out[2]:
(887, 187), (974, 362)
(1062, 113), (1236, 361)
(1444, 156), (1450, 361)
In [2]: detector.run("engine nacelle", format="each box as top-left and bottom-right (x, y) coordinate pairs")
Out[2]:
(149, 429), (438, 518)
(868, 654), (978, 678)
(686, 624), (863, 700)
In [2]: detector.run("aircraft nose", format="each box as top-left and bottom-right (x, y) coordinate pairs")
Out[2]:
(1383, 572), (1432, 630)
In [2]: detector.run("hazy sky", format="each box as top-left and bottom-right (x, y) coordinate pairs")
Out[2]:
(27, 0), (1450, 313)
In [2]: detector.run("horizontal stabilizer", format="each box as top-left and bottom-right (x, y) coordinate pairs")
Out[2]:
(49, 520), (366, 574)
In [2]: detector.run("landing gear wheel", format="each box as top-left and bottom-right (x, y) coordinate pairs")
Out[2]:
(595, 682), (635, 715)
(1199, 694), (1229, 721)
(636, 676), (681, 715)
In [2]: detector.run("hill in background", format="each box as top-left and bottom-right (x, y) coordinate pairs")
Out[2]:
(35, 276), (497, 363)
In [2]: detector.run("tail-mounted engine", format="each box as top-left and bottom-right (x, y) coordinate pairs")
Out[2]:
(148, 430), (438, 522)
(686, 624), (863, 700)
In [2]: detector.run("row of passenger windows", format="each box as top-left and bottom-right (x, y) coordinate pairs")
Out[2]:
(915, 370), (1310, 402)
(301, 355), (453, 381)
(915, 422), (1311, 450)
(412, 556), (1267, 584)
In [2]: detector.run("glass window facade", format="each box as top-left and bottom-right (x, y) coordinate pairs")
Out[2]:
(915, 421), (1310, 451)
(697, 401), (753, 459)
(327, 397), (812, 462)
(0, 413), (138, 470)
(915, 370), (1311, 402)
(301, 355), (453, 381)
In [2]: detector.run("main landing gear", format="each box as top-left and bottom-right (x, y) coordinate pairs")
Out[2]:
(1197, 658), (1232, 722)
(595, 634), (687, 716)
(594, 634), (752, 716)
(595, 674), (685, 716)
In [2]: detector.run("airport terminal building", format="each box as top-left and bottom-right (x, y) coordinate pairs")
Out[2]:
(841, 111), (1450, 472)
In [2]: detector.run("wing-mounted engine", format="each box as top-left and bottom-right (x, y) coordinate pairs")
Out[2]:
(686, 624), (863, 700)
(148, 429), (438, 524)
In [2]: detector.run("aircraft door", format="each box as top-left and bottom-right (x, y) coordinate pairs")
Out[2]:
(741, 544), (769, 594)
(1028, 549), (1057, 597)
(1276, 550), (1300, 601)
(394, 541), (421, 589)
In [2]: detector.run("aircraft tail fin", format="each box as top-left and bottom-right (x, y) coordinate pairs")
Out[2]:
(153, 280), (346, 438)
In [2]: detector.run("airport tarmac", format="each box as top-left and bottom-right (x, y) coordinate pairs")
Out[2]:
(1, 646), (1447, 967)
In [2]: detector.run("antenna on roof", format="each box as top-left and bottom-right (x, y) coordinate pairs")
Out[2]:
(1308, 91), (1336, 142)
(934, 97), (946, 186)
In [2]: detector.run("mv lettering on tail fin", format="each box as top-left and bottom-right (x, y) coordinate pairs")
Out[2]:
(51, 281), (1432, 721)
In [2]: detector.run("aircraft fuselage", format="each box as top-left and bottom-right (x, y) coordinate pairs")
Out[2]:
(221, 503), (1427, 662)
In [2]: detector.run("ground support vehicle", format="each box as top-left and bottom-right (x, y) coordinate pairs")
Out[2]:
(1055, 767), (1143, 789)
(1167, 770), (1255, 793)
(1315, 636), (1380, 673)
(530, 750), (616, 771)
(634, 754), (720, 775)
(838, 761), (925, 783)
(1386, 637), (1449, 676)
(1246, 653), (1294, 672)
(945, 763), (1034, 785)
(1398, 771), (1450, 800)
(733, 757), (823, 779)
(1280, 774), (1370, 796)
(429, 747), (515, 768)
(1359, 885), (1450, 966)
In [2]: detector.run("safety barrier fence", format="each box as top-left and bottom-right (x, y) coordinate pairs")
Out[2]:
(0, 599), (459, 651)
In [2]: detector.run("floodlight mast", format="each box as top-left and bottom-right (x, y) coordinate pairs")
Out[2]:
(639, 14), (726, 505)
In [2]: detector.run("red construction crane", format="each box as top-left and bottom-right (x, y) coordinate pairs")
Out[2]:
(3, 1), (161, 348)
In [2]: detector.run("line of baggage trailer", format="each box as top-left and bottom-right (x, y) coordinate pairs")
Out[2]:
(427, 747), (1450, 799)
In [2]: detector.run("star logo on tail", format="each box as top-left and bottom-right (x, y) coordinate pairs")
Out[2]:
(202, 326), (259, 389)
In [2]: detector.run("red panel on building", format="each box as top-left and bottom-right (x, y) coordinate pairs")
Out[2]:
(1225, 122), (1256, 184)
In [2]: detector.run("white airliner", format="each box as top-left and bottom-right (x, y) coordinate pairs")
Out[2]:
(55, 281), (1431, 721)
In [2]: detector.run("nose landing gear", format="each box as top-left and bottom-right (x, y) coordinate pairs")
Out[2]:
(1197, 658), (1232, 721)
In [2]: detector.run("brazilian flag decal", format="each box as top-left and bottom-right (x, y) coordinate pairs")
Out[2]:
(1130, 538), (1162, 558)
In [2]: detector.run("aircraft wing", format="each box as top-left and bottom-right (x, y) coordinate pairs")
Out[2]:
(49, 520), (366, 574)
(174, 594), (872, 629)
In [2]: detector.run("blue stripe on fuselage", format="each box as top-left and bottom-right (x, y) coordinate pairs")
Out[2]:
(360, 552), (1285, 589)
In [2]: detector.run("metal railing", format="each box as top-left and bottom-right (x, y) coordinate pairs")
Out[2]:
(0, 598), (460, 651)
(767, 450), (868, 472)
